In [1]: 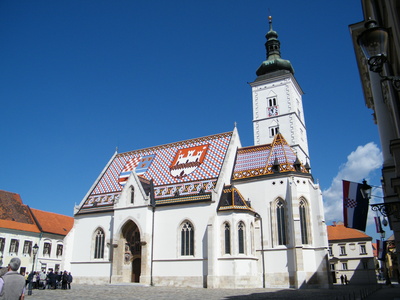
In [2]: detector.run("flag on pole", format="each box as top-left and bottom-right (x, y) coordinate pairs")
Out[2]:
(374, 216), (383, 233)
(377, 239), (387, 260)
(343, 180), (369, 231)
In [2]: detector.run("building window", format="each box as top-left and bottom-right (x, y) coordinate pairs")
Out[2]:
(238, 221), (245, 254)
(268, 97), (277, 107)
(269, 126), (279, 137)
(0, 238), (5, 253)
(9, 239), (19, 254)
(276, 200), (287, 245)
(43, 242), (51, 256)
(360, 244), (367, 255)
(330, 263), (335, 271)
(328, 246), (333, 256)
(94, 228), (105, 259)
(23, 241), (32, 255)
(56, 245), (63, 257)
(55, 264), (60, 273)
(299, 199), (309, 244)
(342, 262), (348, 270)
(224, 223), (231, 254)
(181, 221), (194, 256)
(340, 245), (346, 256)
(130, 186), (134, 204)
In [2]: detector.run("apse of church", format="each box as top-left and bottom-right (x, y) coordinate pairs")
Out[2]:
(65, 17), (329, 289)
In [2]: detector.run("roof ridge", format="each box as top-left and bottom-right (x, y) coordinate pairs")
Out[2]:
(117, 131), (233, 156)
(30, 207), (73, 218)
(263, 133), (284, 173)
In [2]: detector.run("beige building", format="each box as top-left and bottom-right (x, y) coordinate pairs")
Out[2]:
(0, 190), (74, 273)
(327, 223), (376, 284)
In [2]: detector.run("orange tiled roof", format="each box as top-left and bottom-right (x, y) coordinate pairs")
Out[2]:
(327, 224), (372, 241)
(0, 190), (40, 233)
(30, 208), (73, 236)
(0, 219), (40, 233)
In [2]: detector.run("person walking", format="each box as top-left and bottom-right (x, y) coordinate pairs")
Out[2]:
(46, 269), (56, 289)
(39, 271), (46, 290)
(0, 257), (26, 300)
(67, 272), (73, 289)
(61, 271), (68, 290)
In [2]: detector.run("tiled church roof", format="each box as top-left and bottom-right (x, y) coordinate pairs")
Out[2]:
(80, 132), (233, 211)
(218, 185), (254, 213)
(232, 133), (308, 180)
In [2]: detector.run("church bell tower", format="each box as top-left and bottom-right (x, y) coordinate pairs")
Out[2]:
(250, 16), (309, 165)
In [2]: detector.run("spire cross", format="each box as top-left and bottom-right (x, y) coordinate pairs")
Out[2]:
(268, 15), (273, 31)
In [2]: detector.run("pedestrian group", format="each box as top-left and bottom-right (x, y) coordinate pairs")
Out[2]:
(25, 268), (73, 290)
(0, 257), (73, 300)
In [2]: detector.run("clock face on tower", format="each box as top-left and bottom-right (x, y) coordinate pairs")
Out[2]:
(268, 106), (278, 117)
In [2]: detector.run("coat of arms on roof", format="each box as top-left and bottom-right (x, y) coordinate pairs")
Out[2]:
(170, 145), (209, 178)
(118, 154), (156, 186)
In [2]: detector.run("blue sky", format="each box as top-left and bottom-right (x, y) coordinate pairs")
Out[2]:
(0, 1), (389, 240)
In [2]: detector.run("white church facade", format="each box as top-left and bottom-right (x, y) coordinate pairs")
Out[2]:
(65, 17), (330, 289)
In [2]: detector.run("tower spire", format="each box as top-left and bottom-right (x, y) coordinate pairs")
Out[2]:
(256, 16), (294, 76)
(265, 16), (281, 60)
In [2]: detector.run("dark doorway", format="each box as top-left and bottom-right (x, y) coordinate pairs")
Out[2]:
(132, 258), (141, 282)
(122, 221), (141, 283)
(332, 272), (337, 283)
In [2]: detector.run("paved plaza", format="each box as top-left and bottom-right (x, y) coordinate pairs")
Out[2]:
(25, 283), (399, 300)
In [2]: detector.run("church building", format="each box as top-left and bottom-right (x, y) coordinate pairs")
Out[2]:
(65, 17), (330, 289)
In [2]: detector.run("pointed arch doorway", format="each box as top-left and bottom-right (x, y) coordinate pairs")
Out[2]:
(122, 221), (142, 283)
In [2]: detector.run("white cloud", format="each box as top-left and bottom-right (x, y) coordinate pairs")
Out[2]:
(322, 142), (382, 224)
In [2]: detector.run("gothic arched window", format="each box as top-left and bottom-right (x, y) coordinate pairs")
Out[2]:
(130, 186), (135, 204)
(181, 221), (194, 256)
(94, 228), (105, 259)
(224, 222), (231, 254)
(238, 221), (245, 254)
(276, 200), (287, 245)
(299, 199), (310, 244)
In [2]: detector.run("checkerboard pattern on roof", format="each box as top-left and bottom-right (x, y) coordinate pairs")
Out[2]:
(234, 145), (271, 172)
(232, 133), (303, 180)
(89, 132), (232, 197)
(267, 141), (296, 164)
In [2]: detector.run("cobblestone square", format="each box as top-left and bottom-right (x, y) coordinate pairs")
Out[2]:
(26, 283), (399, 300)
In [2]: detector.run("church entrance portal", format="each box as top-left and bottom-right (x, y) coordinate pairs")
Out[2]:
(122, 221), (141, 283)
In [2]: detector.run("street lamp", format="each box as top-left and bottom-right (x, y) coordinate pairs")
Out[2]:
(358, 19), (400, 91)
(360, 179), (372, 200)
(27, 243), (39, 296)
